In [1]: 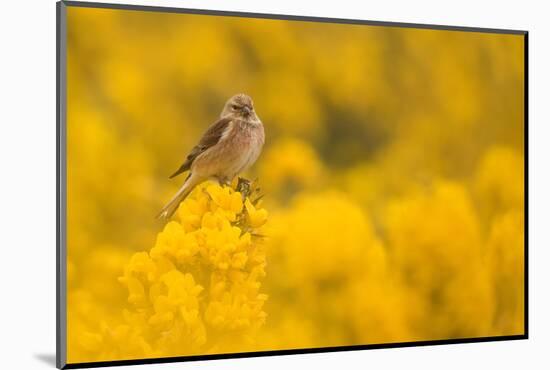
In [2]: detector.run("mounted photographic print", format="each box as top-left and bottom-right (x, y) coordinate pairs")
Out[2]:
(56, 1), (528, 368)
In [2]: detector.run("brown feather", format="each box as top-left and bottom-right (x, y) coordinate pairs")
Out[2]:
(169, 117), (233, 179)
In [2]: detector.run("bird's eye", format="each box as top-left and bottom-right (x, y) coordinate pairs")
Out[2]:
(231, 104), (239, 110)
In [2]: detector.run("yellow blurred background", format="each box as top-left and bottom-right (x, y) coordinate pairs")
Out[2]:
(65, 6), (525, 364)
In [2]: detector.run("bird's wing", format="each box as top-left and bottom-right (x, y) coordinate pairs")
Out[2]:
(169, 117), (233, 179)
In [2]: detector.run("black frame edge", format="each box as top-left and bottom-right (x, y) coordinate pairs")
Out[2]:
(523, 32), (529, 338)
(63, 335), (527, 369)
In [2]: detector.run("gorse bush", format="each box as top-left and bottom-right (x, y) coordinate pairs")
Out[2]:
(71, 182), (268, 360)
(66, 7), (524, 363)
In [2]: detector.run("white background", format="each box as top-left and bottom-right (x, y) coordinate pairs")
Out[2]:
(0, 0), (547, 369)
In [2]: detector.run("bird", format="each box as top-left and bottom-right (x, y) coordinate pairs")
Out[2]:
(157, 93), (265, 220)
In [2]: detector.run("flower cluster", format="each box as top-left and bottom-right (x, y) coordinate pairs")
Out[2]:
(72, 182), (268, 361)
(258, 191), (412, 349)
(384, 181), (494, 338)
(258, 137), (324, 195)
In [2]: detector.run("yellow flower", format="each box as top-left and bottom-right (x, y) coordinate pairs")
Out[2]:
(148, 271), (204, 333)
(245, 198), (269, 228)
(486, 211), (524, 335)
(475, 146), (524, 220)
(258, 138), (324, 194)
(384, 181), (494, 338)
(107, 182), (268, 359)
(206, 184), (243, 222)
(177, 196), (210, 232)
(270, 191), (377, 282)
(263, 191), (409, 346)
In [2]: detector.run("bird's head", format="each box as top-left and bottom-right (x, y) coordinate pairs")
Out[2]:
(221, 93), (259, 122)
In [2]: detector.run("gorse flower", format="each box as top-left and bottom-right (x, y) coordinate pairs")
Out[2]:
(244, 198), (268, 228)
(258, 191), (413, 349)
(384, 181), (494, 337)
(98, 181), (269, 359)
(258, 138), (324, 195)
(475, 147), (524, 220)
(486, 211), (524, 335)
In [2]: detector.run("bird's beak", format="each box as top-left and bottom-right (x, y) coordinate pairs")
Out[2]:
(243, 106), (251, 115)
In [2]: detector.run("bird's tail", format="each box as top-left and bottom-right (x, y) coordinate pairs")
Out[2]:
(156, 174), (199, 220)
